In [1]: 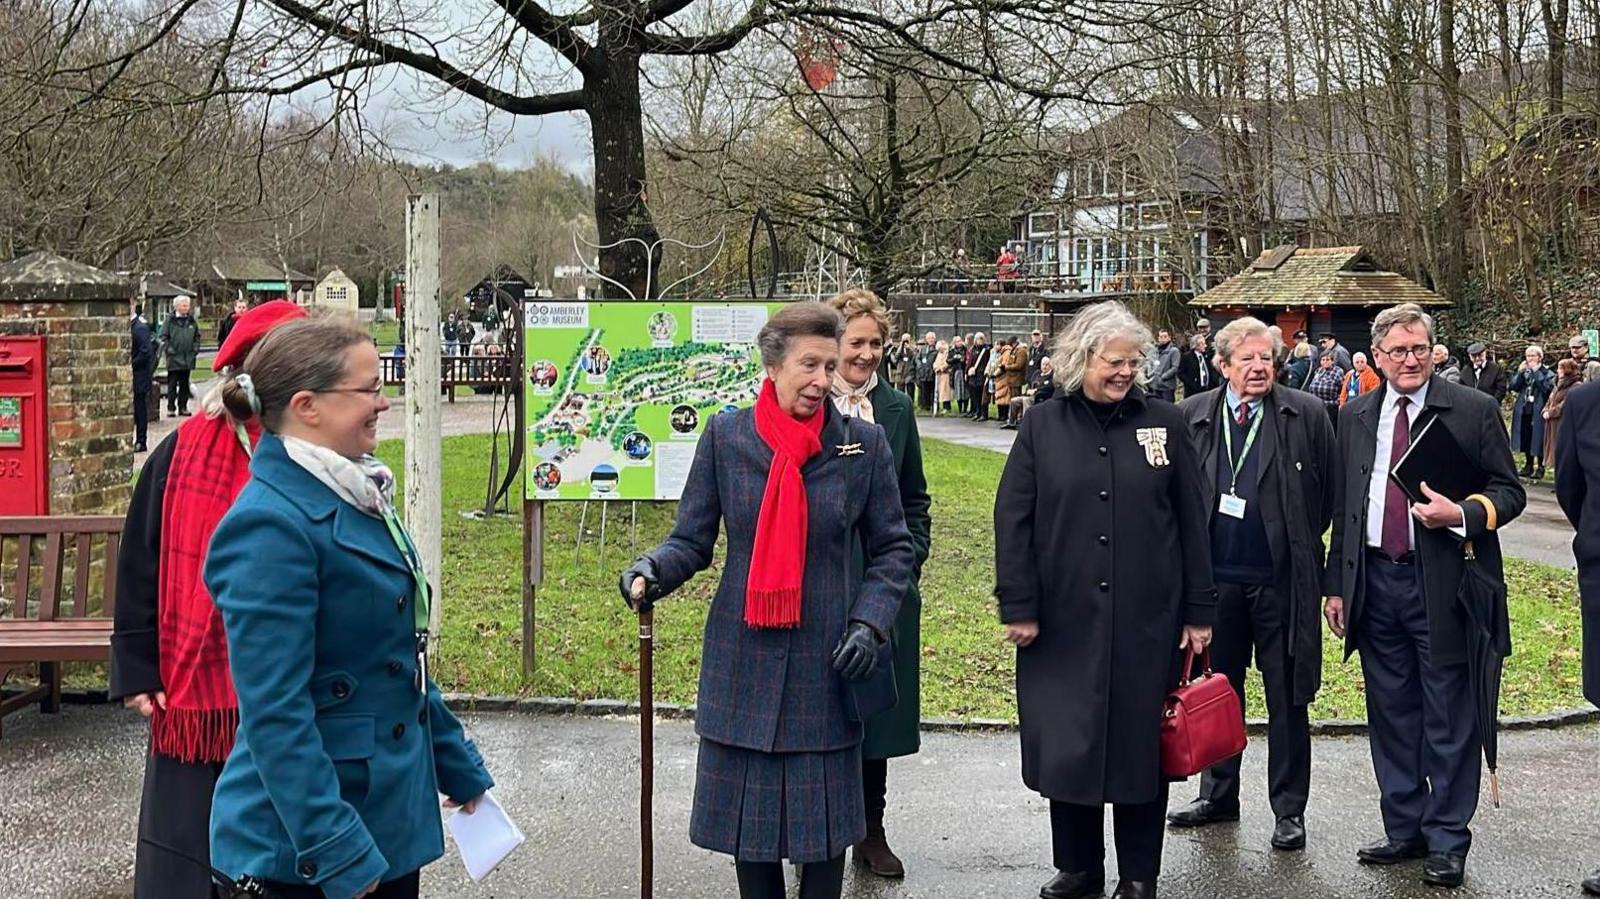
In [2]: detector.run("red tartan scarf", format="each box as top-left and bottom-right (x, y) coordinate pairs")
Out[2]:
(150, 414), (260, 763)
(745, 378), (824, 629)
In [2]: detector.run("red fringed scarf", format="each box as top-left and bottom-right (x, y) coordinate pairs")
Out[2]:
(151, 414), (260, 763)
(745, 378), (824, 628)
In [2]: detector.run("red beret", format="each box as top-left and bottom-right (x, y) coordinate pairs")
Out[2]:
(212, 300), (309, 372)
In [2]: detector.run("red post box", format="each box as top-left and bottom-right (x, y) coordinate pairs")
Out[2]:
(0, 335), (48, 515)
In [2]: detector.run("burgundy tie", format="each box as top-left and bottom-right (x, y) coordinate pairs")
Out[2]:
(1381, 397), (1412, 560)
(1235, 402), (1250, 427)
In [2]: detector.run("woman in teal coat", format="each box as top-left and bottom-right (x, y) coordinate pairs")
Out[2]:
(827, 289), (933, 878)
(204, 318), (494, 899)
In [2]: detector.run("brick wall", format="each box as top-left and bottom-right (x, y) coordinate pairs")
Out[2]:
(0, 298), (133, 515)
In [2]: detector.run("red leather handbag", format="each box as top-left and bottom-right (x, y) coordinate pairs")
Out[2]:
(1160, 647), (1248, 778)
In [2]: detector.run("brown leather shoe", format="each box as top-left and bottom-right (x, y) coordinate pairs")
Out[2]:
(852, 820), (905, 878)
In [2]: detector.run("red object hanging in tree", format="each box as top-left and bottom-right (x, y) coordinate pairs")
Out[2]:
(795, 28), (841, 91)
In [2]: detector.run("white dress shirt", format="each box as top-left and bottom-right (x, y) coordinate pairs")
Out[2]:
(1366, 382), (1465, 549)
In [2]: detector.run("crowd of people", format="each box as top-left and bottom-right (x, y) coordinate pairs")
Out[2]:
(885, 327), (1054, 429)
(108, 289), (1599, 899)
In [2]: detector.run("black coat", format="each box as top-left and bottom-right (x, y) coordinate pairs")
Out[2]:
(131, 316), (155, 393)
(1554, 380), (1600, 707)
(1460, 360), (1508, 403)
(1323, 377), (1527, 665)
(1177, 349), (1220, 397)
(1178, 385), (1338, 705)
(994, 388), (1216, 805)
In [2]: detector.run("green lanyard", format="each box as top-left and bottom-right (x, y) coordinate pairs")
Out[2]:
(380, 506), (431, 636)
(1221, 400), (1264, 496)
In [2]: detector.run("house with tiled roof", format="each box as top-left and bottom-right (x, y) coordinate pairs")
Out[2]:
(1191, 244), (1447, 352)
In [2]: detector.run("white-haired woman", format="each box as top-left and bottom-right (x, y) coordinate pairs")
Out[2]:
(1510, 344), (1556, 479)
(994, 301), (1216, 899)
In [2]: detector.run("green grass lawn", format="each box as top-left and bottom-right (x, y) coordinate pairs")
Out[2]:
(382, 434), (1589, 722)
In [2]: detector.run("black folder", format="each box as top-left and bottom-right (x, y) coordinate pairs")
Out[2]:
(1389, 412), (1485, 505)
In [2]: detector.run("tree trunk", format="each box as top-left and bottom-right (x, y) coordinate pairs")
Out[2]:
(586, 46), (661, 299)
(1439, 0), (1467, 302)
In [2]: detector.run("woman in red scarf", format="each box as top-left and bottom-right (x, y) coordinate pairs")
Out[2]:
(619, 302), (915, 899)
(110, 300), (307, 898)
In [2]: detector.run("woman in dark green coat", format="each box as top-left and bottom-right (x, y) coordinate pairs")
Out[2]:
(827, 289), (932, 878)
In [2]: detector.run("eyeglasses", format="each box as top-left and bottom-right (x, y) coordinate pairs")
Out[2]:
(318, 386), (384, 399)
(1375, 345), (1431, 362)
(1095, 353), (1146, 372)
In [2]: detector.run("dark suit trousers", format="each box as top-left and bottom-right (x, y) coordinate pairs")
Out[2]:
(917, 379), (935, 411)
(1050, 783), (1168, 881)
(1198, 583), (1311, 818)
(167, 368), (192, 413)
(133, 386), (149, 445)
(1358, 554), (1480, 856)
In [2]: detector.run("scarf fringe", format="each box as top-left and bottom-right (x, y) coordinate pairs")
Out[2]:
(745, 586), (803, 629)
(150, 705), (239, 764)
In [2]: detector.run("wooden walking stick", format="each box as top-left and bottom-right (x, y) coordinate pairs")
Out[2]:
(632, 579), (655, 899)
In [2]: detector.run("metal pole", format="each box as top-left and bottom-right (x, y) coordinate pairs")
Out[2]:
(522, 499), (542, 678)
(404, 193), (443, 639)
(640, 606), (654, 899)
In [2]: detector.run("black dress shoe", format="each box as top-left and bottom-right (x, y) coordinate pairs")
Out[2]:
(1271, 815), (1306, 850)
(1422, 852), (1465, 888)
(1166, 798), (1239, 828)
(1039, 869), (1104, 899)
(1357, 837), (1428, 865)
(1111, 880), (1155, 899)
(1582, 868), (1600, 896)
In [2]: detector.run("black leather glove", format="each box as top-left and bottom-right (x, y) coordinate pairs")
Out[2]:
(618, 556), (661, 612)
(832, 621), (882, 682)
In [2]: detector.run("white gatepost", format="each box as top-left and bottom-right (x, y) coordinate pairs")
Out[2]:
(404, 193), (443, 638)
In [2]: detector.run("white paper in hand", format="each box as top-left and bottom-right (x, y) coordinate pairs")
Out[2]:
(446, 791), (525, 881)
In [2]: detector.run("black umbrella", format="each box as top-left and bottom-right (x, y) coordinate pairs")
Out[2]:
(1457, 540), (1513, 807)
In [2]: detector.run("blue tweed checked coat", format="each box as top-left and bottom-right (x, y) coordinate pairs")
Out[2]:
(650, 403), (915, 753)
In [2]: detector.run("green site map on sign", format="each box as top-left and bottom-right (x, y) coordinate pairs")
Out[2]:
(524, 301), (785, 501)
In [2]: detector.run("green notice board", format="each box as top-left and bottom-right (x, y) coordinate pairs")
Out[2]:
(524, 301), (785, 500)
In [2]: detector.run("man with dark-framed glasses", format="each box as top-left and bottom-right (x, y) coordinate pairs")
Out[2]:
(1322, 303), (1525, 889)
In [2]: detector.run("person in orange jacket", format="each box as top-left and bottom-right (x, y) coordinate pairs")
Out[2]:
(1339, 352), (1382, 407)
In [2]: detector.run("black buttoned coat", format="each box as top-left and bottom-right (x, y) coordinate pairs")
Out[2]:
(994, 388), (1217, 805)
(1323, 377), (1527, 664)
(1178, 384), (1337, 705)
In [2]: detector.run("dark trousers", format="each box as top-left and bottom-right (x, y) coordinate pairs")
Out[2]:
(1358, 553), (1480, 856)
(862, 756), (887, 819)
(135, 753), (224, 899)
(1519, 415), (1537, 471)
(255, 870), (419, 898)
(1198, 582), (1311, 818)
(917, 379), (935, 411)
(735, 857), (845, 899)
(1049, 783), (1168, 882)
(167, 368), (192, 413)
(133, 384), (150, 447)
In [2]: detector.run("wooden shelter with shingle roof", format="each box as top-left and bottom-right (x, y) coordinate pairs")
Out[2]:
(1190, 245), (1448, 355)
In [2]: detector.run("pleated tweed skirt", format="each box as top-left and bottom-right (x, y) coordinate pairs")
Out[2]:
(689, 738), (864, 863)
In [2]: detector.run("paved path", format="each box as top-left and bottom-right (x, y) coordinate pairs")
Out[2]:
(137, 375), (511, 466)
(1, 705), (1596, 898)
(916, 412), (1578, 571)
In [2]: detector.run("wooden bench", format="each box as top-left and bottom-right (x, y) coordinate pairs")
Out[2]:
(0, 516), (123, 737)
(380, 352), (515, 402)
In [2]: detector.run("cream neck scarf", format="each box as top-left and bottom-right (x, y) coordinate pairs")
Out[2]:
(282, 435), (396, 519)
(830, 371), (879, 423)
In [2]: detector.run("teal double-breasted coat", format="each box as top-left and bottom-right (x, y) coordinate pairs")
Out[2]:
(856, 380), (932, 759)
(204, 434), (494, 899)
